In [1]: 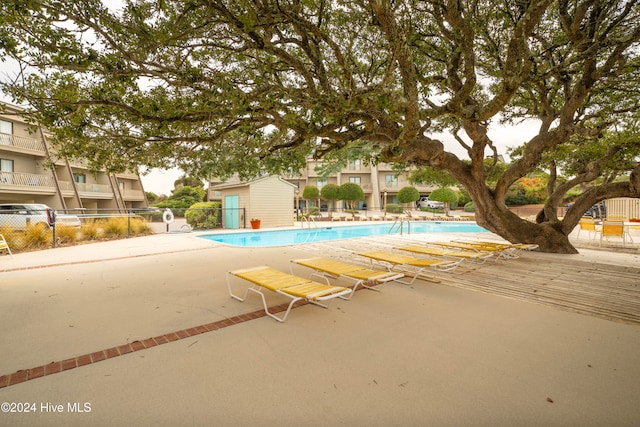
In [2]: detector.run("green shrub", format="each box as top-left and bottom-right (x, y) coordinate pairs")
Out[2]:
(456, 190), (471, 206)
(185, 202), (221, 230)
(464, 201), (475, 212)
(385, 203), (404, 214)
(397, 186), (420, 205)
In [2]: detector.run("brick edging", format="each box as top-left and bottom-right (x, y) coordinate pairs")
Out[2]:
(0, 300), (306, 389)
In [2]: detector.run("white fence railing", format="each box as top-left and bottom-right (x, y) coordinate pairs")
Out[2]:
(607, 198), (640, 220)
(0, 132), (47, 152)
(0, 171), (55, 188)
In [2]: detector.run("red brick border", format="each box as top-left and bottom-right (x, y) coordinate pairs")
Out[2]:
(0, 300), (306, 390)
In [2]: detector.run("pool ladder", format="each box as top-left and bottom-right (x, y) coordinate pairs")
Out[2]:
(389, 216), (411, 235)
(301, 215), (318, 229)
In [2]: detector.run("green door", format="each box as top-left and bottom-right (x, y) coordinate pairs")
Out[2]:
(224, 195), (239, 229)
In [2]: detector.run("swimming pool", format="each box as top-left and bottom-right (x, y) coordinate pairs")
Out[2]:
(199, 222), (487, 247)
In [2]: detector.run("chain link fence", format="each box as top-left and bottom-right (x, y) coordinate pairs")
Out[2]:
(0, 206), (247, 253)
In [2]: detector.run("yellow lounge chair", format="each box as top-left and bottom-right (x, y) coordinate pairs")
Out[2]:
(290, 257), (405, 298)
(451, 240), (539, 258)
(455, 240), (539, 252)
(430, 241), (514, 259)
(0, 234), (12, 257)
(397, 245), (493, 263)
(358, 251), (461, 285)
(226, 266), (352, 322)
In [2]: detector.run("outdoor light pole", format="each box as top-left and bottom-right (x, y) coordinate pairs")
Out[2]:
(383, 188), (388, 219)
(295, 189), (300, 221)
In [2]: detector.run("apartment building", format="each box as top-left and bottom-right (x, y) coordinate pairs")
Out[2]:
(286, 159), (437, 211)
(0, 101), (148, 211)
(208, 159), (437, 212)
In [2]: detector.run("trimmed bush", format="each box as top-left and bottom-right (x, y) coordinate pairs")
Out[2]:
(385, 203), (404, 214)
(185, 202), (221, 230)
(397, 186), (420, 205)
(464, 201), (475, 212)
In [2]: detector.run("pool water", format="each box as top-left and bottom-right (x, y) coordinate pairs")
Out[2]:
(199, 222), (487, 247)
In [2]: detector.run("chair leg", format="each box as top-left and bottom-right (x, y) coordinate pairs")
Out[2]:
(250, 288), (300, 322)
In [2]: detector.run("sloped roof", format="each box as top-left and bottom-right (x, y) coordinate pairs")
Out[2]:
(209, 175), (297, 190)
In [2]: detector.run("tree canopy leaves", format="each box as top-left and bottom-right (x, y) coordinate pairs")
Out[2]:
(1, 0), (640, 252)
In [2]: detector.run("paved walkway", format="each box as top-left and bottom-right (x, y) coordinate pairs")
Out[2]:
(1, 227), (639, 426)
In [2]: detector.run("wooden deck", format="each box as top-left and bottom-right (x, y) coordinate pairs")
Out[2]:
(302, 236), (640, 325)
(435, 251), (640, 325)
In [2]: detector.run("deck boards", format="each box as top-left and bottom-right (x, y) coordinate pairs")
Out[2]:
(429, 253), (640, 324)
(302, 238), (640, 325)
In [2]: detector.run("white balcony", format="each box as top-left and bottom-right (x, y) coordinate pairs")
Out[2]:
(0, 171), (56, 193)
(0, 132), (47, 153)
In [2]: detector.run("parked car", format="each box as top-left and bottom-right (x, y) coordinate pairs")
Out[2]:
(0, 203), (81, 229)
(584, 202), (607, 219)
(417, 196), (445, 209)
(565, 202), (607, 219)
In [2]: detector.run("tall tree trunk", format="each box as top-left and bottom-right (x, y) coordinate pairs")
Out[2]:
(475, 204), (578, 254)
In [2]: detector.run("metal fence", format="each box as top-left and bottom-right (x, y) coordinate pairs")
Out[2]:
(0, 207), (157, 252)
(0, 206), (249, 253)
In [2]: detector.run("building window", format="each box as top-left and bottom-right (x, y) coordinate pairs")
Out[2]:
(349, 176), (361, 184)
(385, 174), (398, 188)
(0, 158), (13, 183)
(0, 120), (12, 145)
(73, 173), (87, 183)
(316, 178), (327, 190)
(348, 160), (362, 171)
(0, 158), (13, 172)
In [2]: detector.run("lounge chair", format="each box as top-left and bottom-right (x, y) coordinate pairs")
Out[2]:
(429, 241), (514, 259)
(451, 240), (539, 258)
(290, 257), (405, 299)
(358, 251), (461, 285)
(398, 245), (493, 263)
(226, 266), (352, 322)
(454, 240), (539, 252)
(0, 234), (12, 257)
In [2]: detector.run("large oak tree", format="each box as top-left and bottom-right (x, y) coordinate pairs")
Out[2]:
(1, 0), (639, 252)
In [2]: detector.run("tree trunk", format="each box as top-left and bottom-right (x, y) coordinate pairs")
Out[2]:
(475, 206), (578, 254)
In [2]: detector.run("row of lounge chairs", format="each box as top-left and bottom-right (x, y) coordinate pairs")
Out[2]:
(226, 240), (538, 322)
(329, 213), (475, 222)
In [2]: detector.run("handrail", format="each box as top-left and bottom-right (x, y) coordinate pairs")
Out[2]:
(388, 216), (411, 235)
(302, 215), (318, 229)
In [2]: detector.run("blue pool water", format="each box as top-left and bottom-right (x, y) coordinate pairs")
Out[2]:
(199, 222), (487, 247)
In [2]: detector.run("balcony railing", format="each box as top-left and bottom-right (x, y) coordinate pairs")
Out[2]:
(123, 189), (145, 200)
(0, 171), (56, 188)
(75, 182), (112, 194)
(0, 132), (47, 153)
